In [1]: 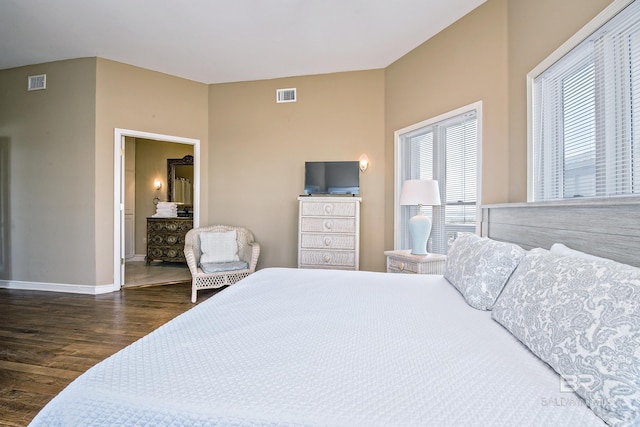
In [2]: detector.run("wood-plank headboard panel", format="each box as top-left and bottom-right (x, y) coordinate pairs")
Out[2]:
(481, 197), (640, 267)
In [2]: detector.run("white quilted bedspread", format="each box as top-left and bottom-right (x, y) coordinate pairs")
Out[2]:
(30, 268), (605, 426)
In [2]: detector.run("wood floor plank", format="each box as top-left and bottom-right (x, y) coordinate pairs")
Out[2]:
(0, 360), (80, 380)
(0, 282), (221, 426)
(0, 367), (77, 391)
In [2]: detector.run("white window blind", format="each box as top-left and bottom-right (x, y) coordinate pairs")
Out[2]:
(396, 108), (479, 254)
(531, 0), (640, 201)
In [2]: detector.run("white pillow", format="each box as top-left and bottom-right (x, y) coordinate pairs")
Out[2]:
(199, 230), (240, 264)
(493, 248), (640, 426)
(549, 243), (611, 262)
(444, 233), (526, 310)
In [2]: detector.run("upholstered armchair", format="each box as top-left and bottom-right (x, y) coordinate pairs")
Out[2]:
(184, 225), (260, 303)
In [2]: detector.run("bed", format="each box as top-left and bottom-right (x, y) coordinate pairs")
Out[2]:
(30, 199), (640, 426)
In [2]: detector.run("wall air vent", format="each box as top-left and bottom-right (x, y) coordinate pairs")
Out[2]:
(276, 88), (296, 103)
(28, 74), (46, 91)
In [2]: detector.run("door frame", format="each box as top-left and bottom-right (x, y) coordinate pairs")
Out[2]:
(113, 128), (200, 290)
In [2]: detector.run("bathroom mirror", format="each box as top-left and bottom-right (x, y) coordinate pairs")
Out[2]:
(167, 155), (194, 207)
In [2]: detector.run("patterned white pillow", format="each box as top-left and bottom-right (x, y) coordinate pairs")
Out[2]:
(199, 230), (240, 264)
(492, 248), (640, 426)
(550, 242), (612, 262)
(444, 233), (525, 310)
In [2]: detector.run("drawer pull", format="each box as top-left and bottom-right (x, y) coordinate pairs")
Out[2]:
(323, 220), (333, 230)
(399, 262), (405, 271)
(324, 237), (332, 246)
(324, 204), (333, 214)
(323, 253), (331, 263)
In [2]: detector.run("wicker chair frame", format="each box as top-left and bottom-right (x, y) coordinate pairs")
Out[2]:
(184, 225), (260, 303)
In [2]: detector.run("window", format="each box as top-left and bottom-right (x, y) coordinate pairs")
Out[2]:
(529, 0), (640, 201)
(395, 103), (481, 254)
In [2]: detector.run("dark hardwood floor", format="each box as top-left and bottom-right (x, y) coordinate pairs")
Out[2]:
(0, 282), (221, 426)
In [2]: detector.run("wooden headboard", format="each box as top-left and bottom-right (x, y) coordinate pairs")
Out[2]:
(481, 197), (640, 268)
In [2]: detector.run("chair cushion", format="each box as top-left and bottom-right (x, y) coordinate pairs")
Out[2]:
(200, 261), (249, 274)
(199, 230), (240, 264)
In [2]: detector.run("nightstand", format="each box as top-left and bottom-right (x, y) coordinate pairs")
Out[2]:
(384, 250), (447, 274)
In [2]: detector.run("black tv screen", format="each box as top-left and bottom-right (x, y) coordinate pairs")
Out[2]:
(304, 161), (360, 195)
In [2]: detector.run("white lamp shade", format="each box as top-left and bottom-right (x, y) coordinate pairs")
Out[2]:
(400, 179), (441, 206)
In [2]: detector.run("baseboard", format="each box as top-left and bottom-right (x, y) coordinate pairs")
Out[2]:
(127, 255), (146, 262)
(0, 280), (116, 295)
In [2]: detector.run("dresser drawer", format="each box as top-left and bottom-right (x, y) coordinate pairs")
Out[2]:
(300, 233), (356, 250)
(148, 246), (185, 261)
(149, 233), (187, 246)
(384, 251), (447, 275)
(300, 201), (357, 217)
(299, 250), (356, 268)
(387, 257), (419, 273)
(300, 217), (356, 233)
(148, 219), (193, 233)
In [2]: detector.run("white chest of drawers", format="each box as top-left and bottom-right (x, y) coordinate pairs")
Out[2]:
(298, 196), (361, 270)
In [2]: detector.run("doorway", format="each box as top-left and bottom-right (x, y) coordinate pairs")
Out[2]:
(114, 128), (200, 291)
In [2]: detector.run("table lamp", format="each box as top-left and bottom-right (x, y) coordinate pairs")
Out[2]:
(400, 179), (441, 255)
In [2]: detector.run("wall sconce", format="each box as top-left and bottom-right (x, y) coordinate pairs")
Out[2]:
(359, 154), (369, 172)
(153, 179), (162, 205)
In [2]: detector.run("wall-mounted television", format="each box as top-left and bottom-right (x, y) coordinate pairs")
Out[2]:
(304, 161), (360, 195)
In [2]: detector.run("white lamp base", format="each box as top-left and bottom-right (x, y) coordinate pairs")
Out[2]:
(408, 213), (432, 255)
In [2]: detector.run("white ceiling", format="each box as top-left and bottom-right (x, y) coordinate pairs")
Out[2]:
(0, 0), (486, 84)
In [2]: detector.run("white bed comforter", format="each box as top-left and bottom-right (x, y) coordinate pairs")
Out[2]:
(30, 268), (605, 426)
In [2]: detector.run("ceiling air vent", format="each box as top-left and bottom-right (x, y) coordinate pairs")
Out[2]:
(276, 88), (296, 103)
(28, 74), (46, 91)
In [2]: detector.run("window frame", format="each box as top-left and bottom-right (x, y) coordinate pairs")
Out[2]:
(393, 101), (483, 251)
(527, 0), (637, 202)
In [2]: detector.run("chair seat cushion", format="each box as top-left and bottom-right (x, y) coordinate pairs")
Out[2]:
(199, 261), (249, 274)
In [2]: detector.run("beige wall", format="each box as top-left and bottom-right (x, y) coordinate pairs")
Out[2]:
(384, 0), (509, 251)
(0, 58), (208, 287)
(209, 70), (386, 271)
(0, 58), (97, 284)
(95, 58), (209, 284)
(133, 138), (193, 255)
(506, 0), (612, 201)
(0, 0), (617, 289)
(383, 0), (614, 251)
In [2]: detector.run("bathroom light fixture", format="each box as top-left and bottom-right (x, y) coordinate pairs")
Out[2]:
(359, 154), (369, 172)
(154, 179), (162, 190)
